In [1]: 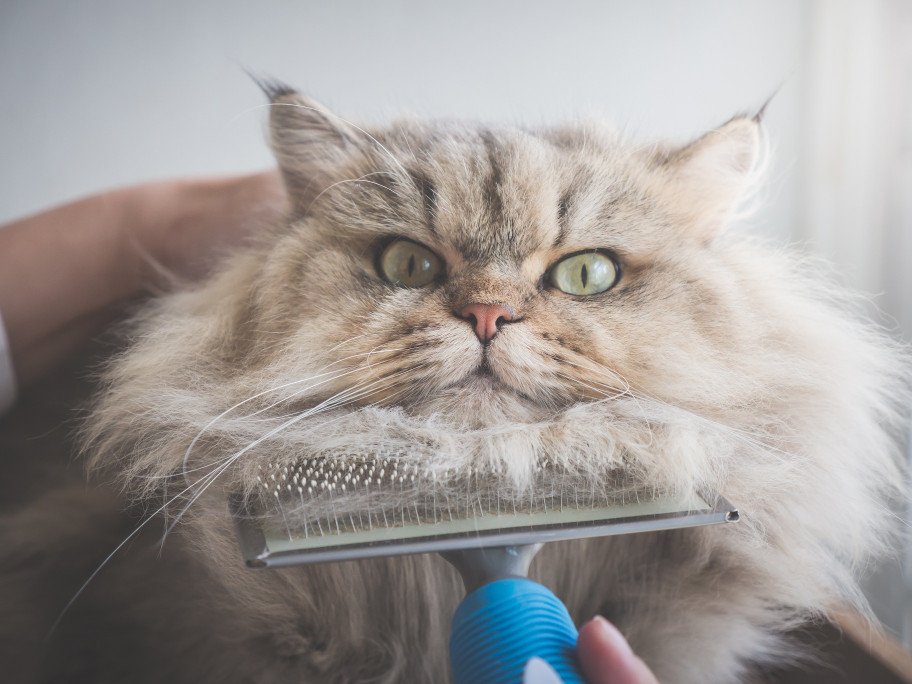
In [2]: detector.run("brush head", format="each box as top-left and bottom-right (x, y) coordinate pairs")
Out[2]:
(229, 455), (738, 567)
(231, 455), (738, 568)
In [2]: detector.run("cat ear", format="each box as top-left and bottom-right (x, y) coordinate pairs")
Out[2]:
(255, 78), (362, 214)
(659, 115), (763, 240)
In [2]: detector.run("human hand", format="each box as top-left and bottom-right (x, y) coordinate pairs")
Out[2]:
(523, 616), (659, 684)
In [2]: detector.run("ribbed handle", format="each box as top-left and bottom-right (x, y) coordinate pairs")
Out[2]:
(449, 578), (583, 684)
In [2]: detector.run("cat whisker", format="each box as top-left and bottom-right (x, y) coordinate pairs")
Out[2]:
(562, 356), (801, 468)
(161, 382), (407, 554)
(307, 175), (404, 216)
(560, 356), (763, 461)
(553, 356), (655, 437)
(554, 371), (629, 401)
(239, 347), (408, 421)
(48, 455), (240, 638)
(554, 355), (632, 393)
(188, 364), (418, 489)
(325, 333), (369, 354)
(174, 364), (411, 481)
(179, 344), (410, 482)
(179, 365), (357, 483)
(161, 368), (420, 541)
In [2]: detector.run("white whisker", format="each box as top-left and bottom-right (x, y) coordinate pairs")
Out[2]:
(162, 366), (421, 538)
(179, 344), (408, 481)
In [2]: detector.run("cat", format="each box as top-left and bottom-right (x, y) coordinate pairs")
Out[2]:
(4, 82), (910, 683)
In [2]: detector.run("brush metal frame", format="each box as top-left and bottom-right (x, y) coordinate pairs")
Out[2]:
(230, 492), (739, 569)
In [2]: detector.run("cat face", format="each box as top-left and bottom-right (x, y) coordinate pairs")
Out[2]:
(87, 88), (805, 507)
(245, 90), (763, 427)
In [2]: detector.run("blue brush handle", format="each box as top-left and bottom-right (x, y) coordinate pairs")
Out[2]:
(449, 577), (583, 684)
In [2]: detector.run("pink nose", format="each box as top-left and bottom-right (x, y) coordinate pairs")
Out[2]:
(458, 303), (515, 343)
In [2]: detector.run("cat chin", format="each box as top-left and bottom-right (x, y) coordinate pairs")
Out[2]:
(409, 375), (549, 424)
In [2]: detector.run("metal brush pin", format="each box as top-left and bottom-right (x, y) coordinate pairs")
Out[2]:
(231, 454), (738, 683)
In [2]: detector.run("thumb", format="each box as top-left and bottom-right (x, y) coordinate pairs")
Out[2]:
(576, 617), (659, 684)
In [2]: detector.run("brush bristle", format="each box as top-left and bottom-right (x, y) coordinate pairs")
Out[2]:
(249, 454), (669, 543)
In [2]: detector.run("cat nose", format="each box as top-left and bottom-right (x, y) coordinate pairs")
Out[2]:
(458, 303), (516, 343)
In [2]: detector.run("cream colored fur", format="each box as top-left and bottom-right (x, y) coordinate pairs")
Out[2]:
(74, 91), (911, 683)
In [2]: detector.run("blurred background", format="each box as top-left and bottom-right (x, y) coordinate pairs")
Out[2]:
(2, 0), (910, 646)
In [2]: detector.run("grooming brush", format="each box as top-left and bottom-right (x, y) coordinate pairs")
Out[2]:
(230, 455), (738, 683)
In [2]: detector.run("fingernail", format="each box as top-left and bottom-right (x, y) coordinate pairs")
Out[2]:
(523, 656), (564, 684)
(590, 616), (634, 658)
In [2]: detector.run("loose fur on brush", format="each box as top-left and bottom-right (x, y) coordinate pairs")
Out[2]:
(20, 86), (912, 683)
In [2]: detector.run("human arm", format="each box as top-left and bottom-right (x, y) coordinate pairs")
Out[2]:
(0, 171), (284, 390)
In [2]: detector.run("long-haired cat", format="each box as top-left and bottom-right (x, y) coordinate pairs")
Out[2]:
(4, 84), (910, 683)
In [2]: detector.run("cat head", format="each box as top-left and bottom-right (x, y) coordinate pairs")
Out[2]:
(243, 85), (764, 423)
(84, 83), (796, 490)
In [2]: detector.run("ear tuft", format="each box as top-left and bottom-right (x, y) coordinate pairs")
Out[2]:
(251, 78), (361, 215)
(247, 71), (298, 102)
(752, 85), (781, 125)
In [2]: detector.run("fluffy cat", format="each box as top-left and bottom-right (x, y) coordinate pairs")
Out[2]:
(8, 84), (911, 683)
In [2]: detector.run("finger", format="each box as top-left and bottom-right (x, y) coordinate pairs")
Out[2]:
(576, 616), (660, 684)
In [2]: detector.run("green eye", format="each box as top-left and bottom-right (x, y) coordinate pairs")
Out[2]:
(379, 239), (443, 288)
(549, 251), (619, 296)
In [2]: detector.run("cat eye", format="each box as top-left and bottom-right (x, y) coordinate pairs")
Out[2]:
(548, 251), (619, 296)
(378, 239), (443, 288)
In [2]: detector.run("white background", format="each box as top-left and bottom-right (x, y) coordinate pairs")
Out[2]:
(2, 0), (910, 644)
